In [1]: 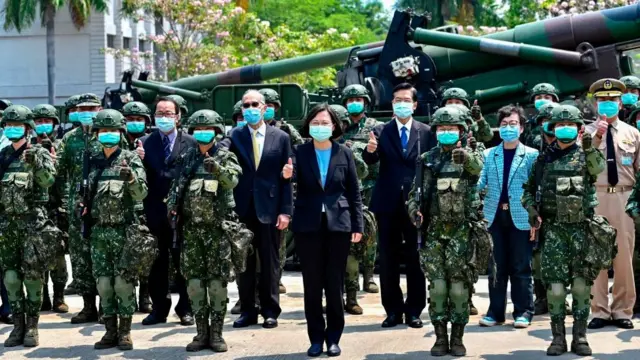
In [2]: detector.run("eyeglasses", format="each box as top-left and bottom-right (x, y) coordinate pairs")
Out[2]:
(242, 101), (262, 108)
(155, 112), (176, 117)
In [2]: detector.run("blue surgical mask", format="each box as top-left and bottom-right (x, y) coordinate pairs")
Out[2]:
(77, 111), (96, 126)
(68, 112), (80, 123)
(264, 107), (275, 121)
(542, 122), (555, 137)
(155, 117), (176, 133)
(126, 121), (145, 134)
(637, 120), (640, 131)
(4, 126), (25, 141)
(436, 130), (459, 146)
(535, 99), (551, 111)
(499, 125), (520, 142)
(393, 102), (414, 119)
(622, 93), (639, 106)
(236, 120), (247, 128)
(35, 123), (54, 136)
(347, 101), (365, 115)
(554, 125), (578, 143)
(98, 132), (121, 147)
(193, 130), (216, 144)
(243, 108), (262, 125)
(309, 125), (333, 142)
(597, 100), (619, 118)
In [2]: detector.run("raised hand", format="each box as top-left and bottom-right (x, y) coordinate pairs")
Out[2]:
(282, 157), (293, 179)
(366, 131), (377, 153)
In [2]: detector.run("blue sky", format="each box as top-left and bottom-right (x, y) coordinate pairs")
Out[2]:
(382, 0), (395, 11)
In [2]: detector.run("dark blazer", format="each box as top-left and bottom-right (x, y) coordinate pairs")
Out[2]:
(142, 129), (197, 230)
(227, 124), (293, 224)
(362, 119), (434, 214)
(291, 141), (364, 234)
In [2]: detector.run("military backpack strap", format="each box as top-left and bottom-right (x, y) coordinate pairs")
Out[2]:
(0, 142), (27, 180)
(87, 148), (123, 219)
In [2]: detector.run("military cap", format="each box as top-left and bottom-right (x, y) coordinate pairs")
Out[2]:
(589, 78), (625, 98)
(342, 84), (371, 104)
(620, 76), (640, 90)
(0, 99), (13, 110)
(188, 109), (225, 134)
(122, 101), (152, 122)
(259, 88), (281, 107)
(430, 106), (468, 132)
(549, 104), (584, 126)
(92, 109), (125, 131)
(330, 104), (350, 125)
(1, 105), (36, 129)
(76, 93), (102, 107)
(441, 88), (470, 107)
(166, 95), (189, 116)
(32, 104), (60, 124)
(530, 83), (559, 102)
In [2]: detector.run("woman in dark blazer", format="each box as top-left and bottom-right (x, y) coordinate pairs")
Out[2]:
(282, 103), (363, 357)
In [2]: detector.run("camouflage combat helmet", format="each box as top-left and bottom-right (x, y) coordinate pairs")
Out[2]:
(536, 102), (561, 122)
(92, 109), (125, 131)
(64, 95), (81, 114)
(341, 84), (371, 104)
(549, 104), (584, 127)
(0, 99), (12, 110)
(188, 109), (225, 134)
(627, 102), (640, 123)
(441, 88), (470, 107)
(232, 100), (243, 122)
(32, 104), (60, 124)
(620, 75), (640, 90)
(444, 103), (472, 124)
(259, 88), (281, 107)
(122, 101), (152, 122)
(431, 106), (468, 132)
(330, 104), (350, 126)
(1, 105), (36, 129)
(530, 83), (559, 102)
(166, 95), (189, 116)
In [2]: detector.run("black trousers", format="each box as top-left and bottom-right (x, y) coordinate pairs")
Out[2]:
(148, 221), (191, 318)
(238, 208), (282, 318)
(376, 203), (426, 317)
(295, 215), (351, 345)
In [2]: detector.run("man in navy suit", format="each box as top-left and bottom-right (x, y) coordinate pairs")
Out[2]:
(362, 83), (434, 328)
(227, 90), (293, 329)
(142, 97), (196, 326)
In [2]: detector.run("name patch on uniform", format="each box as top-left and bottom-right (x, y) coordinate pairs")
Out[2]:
(622, 155), (633, 166)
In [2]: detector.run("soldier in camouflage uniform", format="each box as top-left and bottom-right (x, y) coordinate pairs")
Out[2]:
(31, 104), (70, 314)
(522, 105), (613, 356)
(620, 75), (640, 123)
(0, 105), (58, 348)
(57, 93), (104, 323)
(407, 106), (485, 357)
(232, 101), (246, 129)
(522, 83), (560, 148)
(167, 110), (249, 352)
(441, 88), (493, 146)
(85, 110), (149, 351)
(625, 101), (640, 315)
(341, 84), (381, 294)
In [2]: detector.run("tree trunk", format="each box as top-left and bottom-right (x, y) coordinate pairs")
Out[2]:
(45, 5), (56, 105)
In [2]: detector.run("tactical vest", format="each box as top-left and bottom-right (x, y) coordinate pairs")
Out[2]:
(183, 162), (235, 225)
(0, 156), (47, 215)
(90, 153), (135, 226)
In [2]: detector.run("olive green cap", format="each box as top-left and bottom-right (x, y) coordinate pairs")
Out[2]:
(122, 101), (152, 122)
(431, 106), (468, 132)
(441, 88), (470, 107)
(530, 83), (559, 102)
(188, 109), (225, 134)
(549, 104), (584, 126)
(341, 84), (371, 105)
(92, 109), (125, 131)
(620, 75), (640, 90)
(259, 88), (281, 107)
(76, 93), (102, 107)
(32, 104), (60, 124)
(1, 105), (36, 129)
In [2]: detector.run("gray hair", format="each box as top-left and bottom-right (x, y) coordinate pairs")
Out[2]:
(242, 89), (265, 104)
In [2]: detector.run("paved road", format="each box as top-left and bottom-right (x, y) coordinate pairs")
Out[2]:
(0, 261), (638, 359)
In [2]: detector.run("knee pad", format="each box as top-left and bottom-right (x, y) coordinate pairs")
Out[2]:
(3, 270), (21, 292)
(547, 283), (566, 302)
(449, 282), (467, 302)
(429, 279), (448, 299)
(113, 276), (133, 295)
(571, 278), (590, 299)
(96, 277), (114, 296)
(187, 279), (205, 298)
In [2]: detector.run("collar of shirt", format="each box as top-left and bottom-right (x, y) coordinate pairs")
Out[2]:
(249, 122), (266, 137)
(357, 116), (367, 130)
(395, 118), (413, 135)
(609, 119), (620, 130)
(161, 128), (177, 143)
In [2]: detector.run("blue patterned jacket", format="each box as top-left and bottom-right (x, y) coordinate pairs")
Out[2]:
(477, 143), (539, 230)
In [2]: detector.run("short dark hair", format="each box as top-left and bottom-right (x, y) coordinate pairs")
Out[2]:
(156, 96), (181, 116)
(497, 104), (526, 126)
(300, 103), (343, 140)
(393, 83), (418, 102)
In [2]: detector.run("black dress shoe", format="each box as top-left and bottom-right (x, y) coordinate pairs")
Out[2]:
(262, 317), (278, 328)
(233, 313), (258, 328)
(142, 313), (167, 326)
(307, 343), (323, 357)
(405, 315), (423, 328)
(327, 343), (341, 357)
(381, 314), (402, 328)
(587, 317), (610, 329)
(179, 313), (194, 326)
(614, 319), (634, 329)
(0, 313), (12, 325)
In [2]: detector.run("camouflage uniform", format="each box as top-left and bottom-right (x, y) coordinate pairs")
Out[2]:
(624, 103), (640, 314)
(521, 105), (613, 356)
(522, 83), (560, 148)
(32, 104), (69, 314)
(88, 110), (149, 351)
(407, 106), (485, 357)
(441, 88), (493, 146)
(167, 110), (249, 353)
(620, 75), (640, 124)
(0, 105), (58, 348)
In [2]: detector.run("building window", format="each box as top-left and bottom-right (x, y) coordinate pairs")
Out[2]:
(139, 39), (147, 52)
(123, 37), (131, 49)
(107, 34), (115, 48)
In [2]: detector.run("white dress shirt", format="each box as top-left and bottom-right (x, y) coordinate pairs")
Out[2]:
(395, 117), (413, 142)
(248, 122), (266, 157)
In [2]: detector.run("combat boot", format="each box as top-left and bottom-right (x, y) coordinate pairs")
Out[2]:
(52, 283), (69, 313)
(570, 320), (592, 356)
(430, 321), (449, 356)
(71, 295), (99, 324)
(534, 279), (549, 315)
(546, 321), (567, 356)
(344, 290), (363, 315)
(186, 316), (209, 352)
(230, 299), (241, 315)
(210, 311), (228, 352)
(138, 283), (152, 314)
(40, 284), (52, 312)
(117, 316), (133, 350)
(23, 315), (40, 347)
(449, 324), (467, 357)
(362, 270), (379, 293)
(469, 298), (478, 316)
(98, 305), (104, 324)
(4, 313), (25, 347)
(64, 280), (77, 295)
(94, 316), (118, 349)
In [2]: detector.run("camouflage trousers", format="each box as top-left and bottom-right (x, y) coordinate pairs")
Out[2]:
(182, 222), (234, 283)
(91, 225), (136, 317)
(186, 278), (228, 323)
(46, 253), (69, 286)
(68, 218), (96, 296)
(634, 224), (640, 311)
(547, 278), (591, 322)
(540, 221), (598, 286)
(345, 209), (377, 292)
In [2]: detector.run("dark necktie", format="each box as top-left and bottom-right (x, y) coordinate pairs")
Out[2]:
(163, 135), (171, 160)
(606, 124), (618, 187)
(401, 126), (408, 153)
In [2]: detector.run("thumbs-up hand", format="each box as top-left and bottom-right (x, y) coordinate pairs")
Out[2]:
(468, 132), (478, 151)
(119, 159), (134, 181)
(203, 152), (218, 174)
(471, 99), (483, 121)
(452, 141), (467, 164)
(366, 131), (378, 153)
(135, 139), (145, 160)
(41, 133), (53, 151)
(282, 157), (294, 179)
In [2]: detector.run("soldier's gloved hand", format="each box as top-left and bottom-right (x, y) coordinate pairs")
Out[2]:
(581, 131), (592, 150)
(41, 133), (53, 151)
(119, 160), (134, 182)
(24, 147), (37, 165)
(203, 153), (218, 174)
(471, 100), (482, 121)
(527, 207), (542, 228)
(345, 140), (353, 148)
(468, 133), (478, 151)
(452, 142), (468, 164)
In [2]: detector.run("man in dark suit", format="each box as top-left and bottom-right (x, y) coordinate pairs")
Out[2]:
(362, 83), (434, 328)
(142, 97), (196, 326)
(226, 90), (293, 329)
